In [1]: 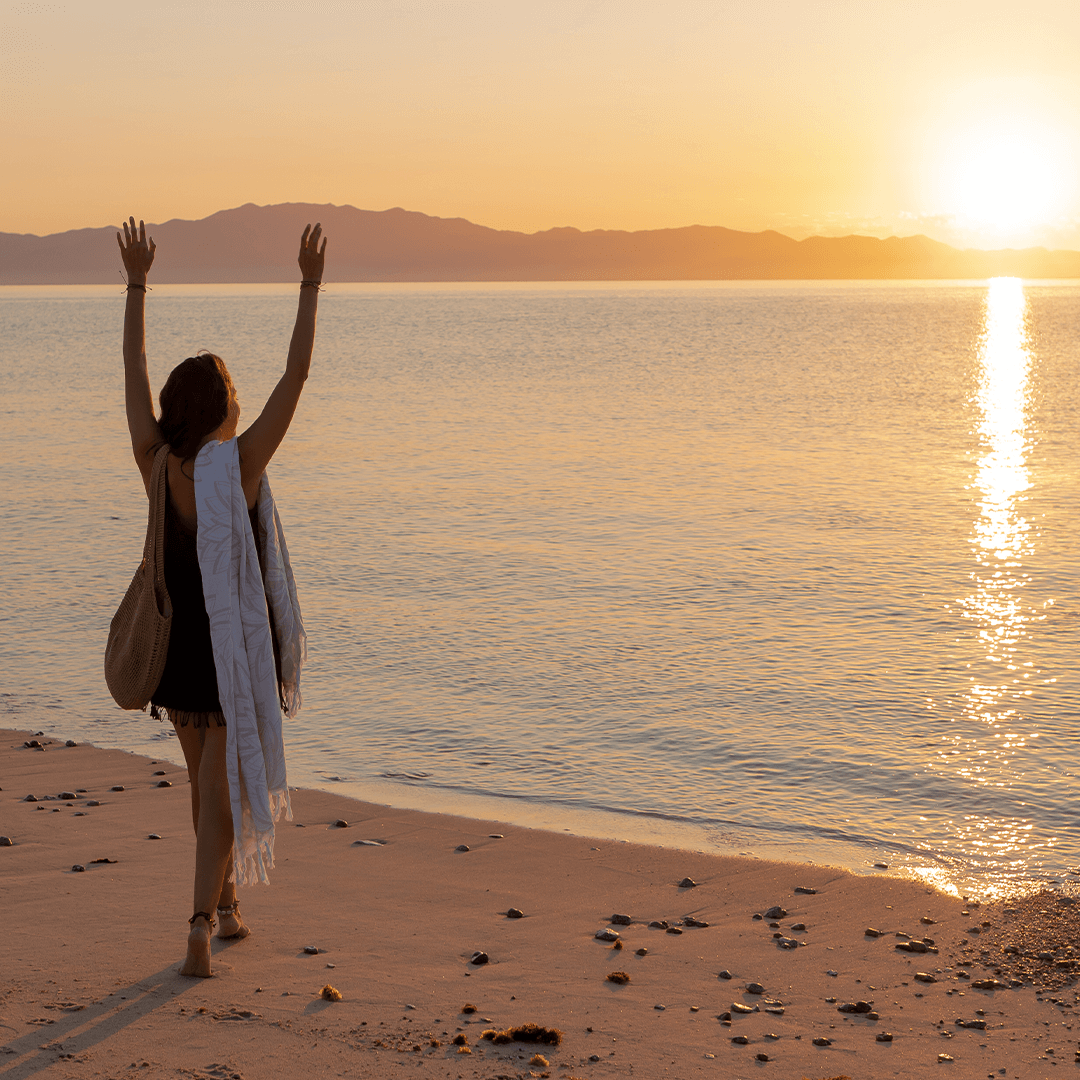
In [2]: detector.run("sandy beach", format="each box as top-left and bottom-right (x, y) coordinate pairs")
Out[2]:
(2, 727), (1076, 1080)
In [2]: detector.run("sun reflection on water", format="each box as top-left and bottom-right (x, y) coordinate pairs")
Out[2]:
(914, 277), (1047, 898)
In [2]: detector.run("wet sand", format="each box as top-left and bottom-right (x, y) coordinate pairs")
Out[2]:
(1, 727), (1076, 1079)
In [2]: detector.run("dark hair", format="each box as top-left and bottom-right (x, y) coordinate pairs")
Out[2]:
(158, 352), (235, 461)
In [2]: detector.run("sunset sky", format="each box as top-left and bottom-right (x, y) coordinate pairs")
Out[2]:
(3, 0), (1079, 249)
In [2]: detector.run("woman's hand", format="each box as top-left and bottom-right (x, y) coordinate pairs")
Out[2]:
(116, 216), (156, 285)
(298, 223), (327, 284)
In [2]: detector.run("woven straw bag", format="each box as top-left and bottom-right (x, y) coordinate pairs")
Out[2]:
(104, 444), (173, 709)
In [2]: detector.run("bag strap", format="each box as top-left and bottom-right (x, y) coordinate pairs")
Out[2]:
(143, 445), (171, 603)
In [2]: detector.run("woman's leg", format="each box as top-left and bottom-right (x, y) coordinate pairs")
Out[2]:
(172, 719), (237, 976)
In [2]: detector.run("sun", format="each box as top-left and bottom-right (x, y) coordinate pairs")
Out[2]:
(920, 83), (1076, 246)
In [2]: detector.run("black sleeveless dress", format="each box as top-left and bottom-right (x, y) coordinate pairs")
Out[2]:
(150, 478), (273, 719)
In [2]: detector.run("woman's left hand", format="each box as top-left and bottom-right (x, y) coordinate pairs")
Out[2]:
(298, 223), (327, 283)
(117, 216), (156, 284)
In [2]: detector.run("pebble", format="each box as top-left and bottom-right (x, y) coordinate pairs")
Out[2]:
(506, 908), (524, 919)
(606, 972), (630, 984)
(790, 922), (807, 931)
(689, 1005), (699, 1012)
(333, 819), (348, 828)
(876, 1032), (893, 1042)
(764, 1006), (785, 1016)
(678, 877), (698, 888)
(865, 928), (883, 937)
(488, 834), (503, 839)
(596, 928), (620, 941)
(755, 1053), (770, 1062)
(111, 786), (125, 792)
(683, 916), (709, 927)
(938, 1053), (954, 1062)
(611, 913), (632, 925)
(731, 1003), (755, 1014)
(874, 862), (889, 869)
(635, 948), (647, 956)
(764, 906), (787, 919)
(153, 771), (166, 776)
(455, 844), (470, 852)
(304, 946), (321, 954)
(23, 794), (37, 802)
(895, 940), (929, 953)
(0, 836), (11, 846)
(794, 886), (817, 895)
(470, 951), (489, 965)
(718, 969), (732, 980)
(752, 913), (763, 921)
(826, 970), (838, 977)
(718, 1011), (731, 1021)
(970, 979), (1006, 990)
(58, 792), (77, 800)
(812, 1037), (832, 1046)
(955, 1019), (987, 1029)
(326, 963), (335, 969)
(914, 972), (936, 983)
(746, 983), (765, 995)
(66, 740), (77, 747)
(921, 916), (936, 925)
(90, 858), (117, 864)
(837, 1001), (873, 1014)
(665, 927), (683, 935)
(868, 1011), (880, 1020)
(730, 1035), (748, 1045)
(148, 833), (161, 840)
(71, 864), (85, 872)
(649, 920), (669, 930)
(156, 780), (172, 788)
(86, 801), (100, 807)
(776, 936), (800, 949)
(589, 1054), (600, 1062)
(653, 1004), (665, 1011)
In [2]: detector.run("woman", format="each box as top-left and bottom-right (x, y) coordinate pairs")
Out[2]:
(117, 215), (326, 977)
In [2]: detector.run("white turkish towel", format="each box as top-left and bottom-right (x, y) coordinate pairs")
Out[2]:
(194, 438), (305, 886)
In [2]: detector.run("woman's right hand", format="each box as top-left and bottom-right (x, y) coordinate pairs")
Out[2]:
(298, 223), (326, 283)
(117, 216), (156, 284)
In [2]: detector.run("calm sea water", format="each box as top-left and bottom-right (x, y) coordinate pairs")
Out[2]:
(3, 279), (1079, 897)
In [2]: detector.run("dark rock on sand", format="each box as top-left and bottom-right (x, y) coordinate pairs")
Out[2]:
(606, 971), (630, 984)
(0, 836), (12, 846)
(794, 886), (817, 894)
(23, 794), (37, 802)
(731, 1003), (754, 1014)
(755, 1053), (770, 1061)
(611, 913), (632, 925)
(470, 951), (489, 965)
(874, 862), (889, 869)
(665, 927), (683, 935)
(148, 833), (161, 840)
(790, 922), (807, 931)
(895, 940), (929, 953)
(837, 1001), (873, 1014)
(914, 972), (936, 983)
(58, 792), (77, 800)
(683, 916), (709, 927)
(157, 781), (172, 788)
(111, 786), (125, 792)
(303, 946), (321, 954)
(506, 908), (524, 919)
(920, 916), (936, 924)
(865, 927), (883, 937)
(776, 936), (800, 949)
(763, 905), (787, 919)
(635, 947), (647, 956)
(333, 819), (348, 827)
(649, 920), (669, 930)
(71, 864), (85, 872)
(595, 928), (620, 941)
(752, 913), (763, 920)
(746, 983), (765, 995)
(66, 740), (77, 747)
(86, 800), (100, 807)
(718, 969), (732, 980)
(488, 833), (503, 838)
(731, 1035), (749, 1045)
(812, 1037), (832, 1046)
(970, 978), (1006, 990)
(455, 844), (470, 852)
(955, 1018), (987, 1029)
(677, 877), (698, 888)
(876, 1032), (894, 1042)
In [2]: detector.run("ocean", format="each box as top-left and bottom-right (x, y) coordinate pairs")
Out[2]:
(3, 278), (1079, 898)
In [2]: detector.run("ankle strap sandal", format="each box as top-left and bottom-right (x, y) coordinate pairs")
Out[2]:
(189, 911), (216, 929)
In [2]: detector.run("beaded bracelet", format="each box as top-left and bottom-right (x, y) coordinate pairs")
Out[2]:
(126, 282), (147, 292)
(301, 279), (323, 290)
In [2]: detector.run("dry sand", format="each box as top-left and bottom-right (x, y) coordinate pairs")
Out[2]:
(1, 727), (1076, 1079)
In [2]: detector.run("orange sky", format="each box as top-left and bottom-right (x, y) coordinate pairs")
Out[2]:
(2, 0), (1079, 249)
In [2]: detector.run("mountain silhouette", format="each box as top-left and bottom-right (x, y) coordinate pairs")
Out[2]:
(3, 202), (1079, 284)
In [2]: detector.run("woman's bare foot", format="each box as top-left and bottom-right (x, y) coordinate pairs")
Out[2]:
(179, 916), (213, 977)
(216, 908), (250, 940)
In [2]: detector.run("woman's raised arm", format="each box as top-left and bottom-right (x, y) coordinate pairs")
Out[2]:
(237, 223), (326, 499)
(118, 216), (164, 493)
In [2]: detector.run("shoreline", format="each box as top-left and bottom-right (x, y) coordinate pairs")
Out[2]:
(3, 726), (1078, 1079)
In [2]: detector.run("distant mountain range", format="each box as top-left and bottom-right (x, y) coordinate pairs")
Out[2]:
(4, 202), (1080, 284)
